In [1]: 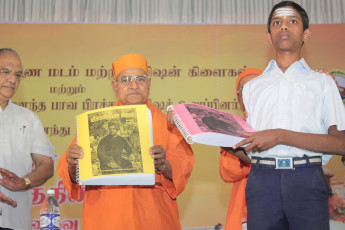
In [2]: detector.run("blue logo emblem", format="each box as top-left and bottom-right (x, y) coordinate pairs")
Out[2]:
(277, 158), (292, 169)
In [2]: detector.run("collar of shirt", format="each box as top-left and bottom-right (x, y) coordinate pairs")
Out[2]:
(263, 58), (312, 77)
(0, 99), (13, 112)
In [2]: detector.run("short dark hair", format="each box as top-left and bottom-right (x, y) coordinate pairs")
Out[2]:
(267, 1), (309, 33)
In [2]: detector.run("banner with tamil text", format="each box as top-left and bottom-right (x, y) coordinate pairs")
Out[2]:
(0, 24), (344, 229)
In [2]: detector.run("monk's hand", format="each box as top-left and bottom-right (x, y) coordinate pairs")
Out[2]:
(0, 190), (17, 208)
(150, 145), (167, 171)
(66, 144), (84, 166)
(315, 69), (338, 86)
(66, 144), (83, 183)
(221, 146), (247, 155)
(221, 147), (235, 154)
(167, 108), (176, 126)
(220, 147), (251, 163)
(150, 145), (172, 180)
(233, 129), (281, 153)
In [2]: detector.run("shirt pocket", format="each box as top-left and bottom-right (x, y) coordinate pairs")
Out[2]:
(15, 122), (32, 156)
(291, 85), (322, 128)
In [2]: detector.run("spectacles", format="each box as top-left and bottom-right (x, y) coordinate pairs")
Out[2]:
(117, 75), (148, 85)
(0, 68), (25, 81)
(237, 87), (244, 98)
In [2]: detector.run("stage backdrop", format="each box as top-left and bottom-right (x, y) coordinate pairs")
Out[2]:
(0, 24), (344, 229)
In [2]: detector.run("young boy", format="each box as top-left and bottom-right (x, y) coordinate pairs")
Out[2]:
(237, 1), (345, 229)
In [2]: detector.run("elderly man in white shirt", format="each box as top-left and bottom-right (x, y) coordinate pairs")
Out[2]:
(0, 48), (54, 230)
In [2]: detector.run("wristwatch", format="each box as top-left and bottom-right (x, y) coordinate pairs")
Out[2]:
(23, 176), (31, 190)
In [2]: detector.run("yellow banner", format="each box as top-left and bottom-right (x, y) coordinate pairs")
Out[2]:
(0, 24), (344, 229)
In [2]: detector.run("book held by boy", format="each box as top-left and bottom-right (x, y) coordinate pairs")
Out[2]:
(76, 104), (154, 185)
(170, 103), (254, 147)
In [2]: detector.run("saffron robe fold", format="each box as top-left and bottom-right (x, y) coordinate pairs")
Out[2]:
(219, 149), (251, 230)
(57, 100), (194, 230)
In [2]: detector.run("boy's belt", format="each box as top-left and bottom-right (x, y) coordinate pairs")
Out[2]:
(251, 156), (322, 169)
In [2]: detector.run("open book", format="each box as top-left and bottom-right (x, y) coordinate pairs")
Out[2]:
(76, 104), (154, 185)
(170, 103), (254, 147)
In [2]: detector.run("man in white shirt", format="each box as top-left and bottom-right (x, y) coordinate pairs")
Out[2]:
(0, 48), (55, 230)
(233, 1), (345, 230)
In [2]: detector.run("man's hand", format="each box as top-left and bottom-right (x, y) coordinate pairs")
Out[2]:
(128, 154), (136, 161)
(66, 144), (84, 183)
(233, 129), (282, 153)
(150, 145), (172, 180)
(0, 168), (27, 207)
(0, 190), (17, 208)
(107, 161), (119, 169)
(0, 168), (26, 191)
